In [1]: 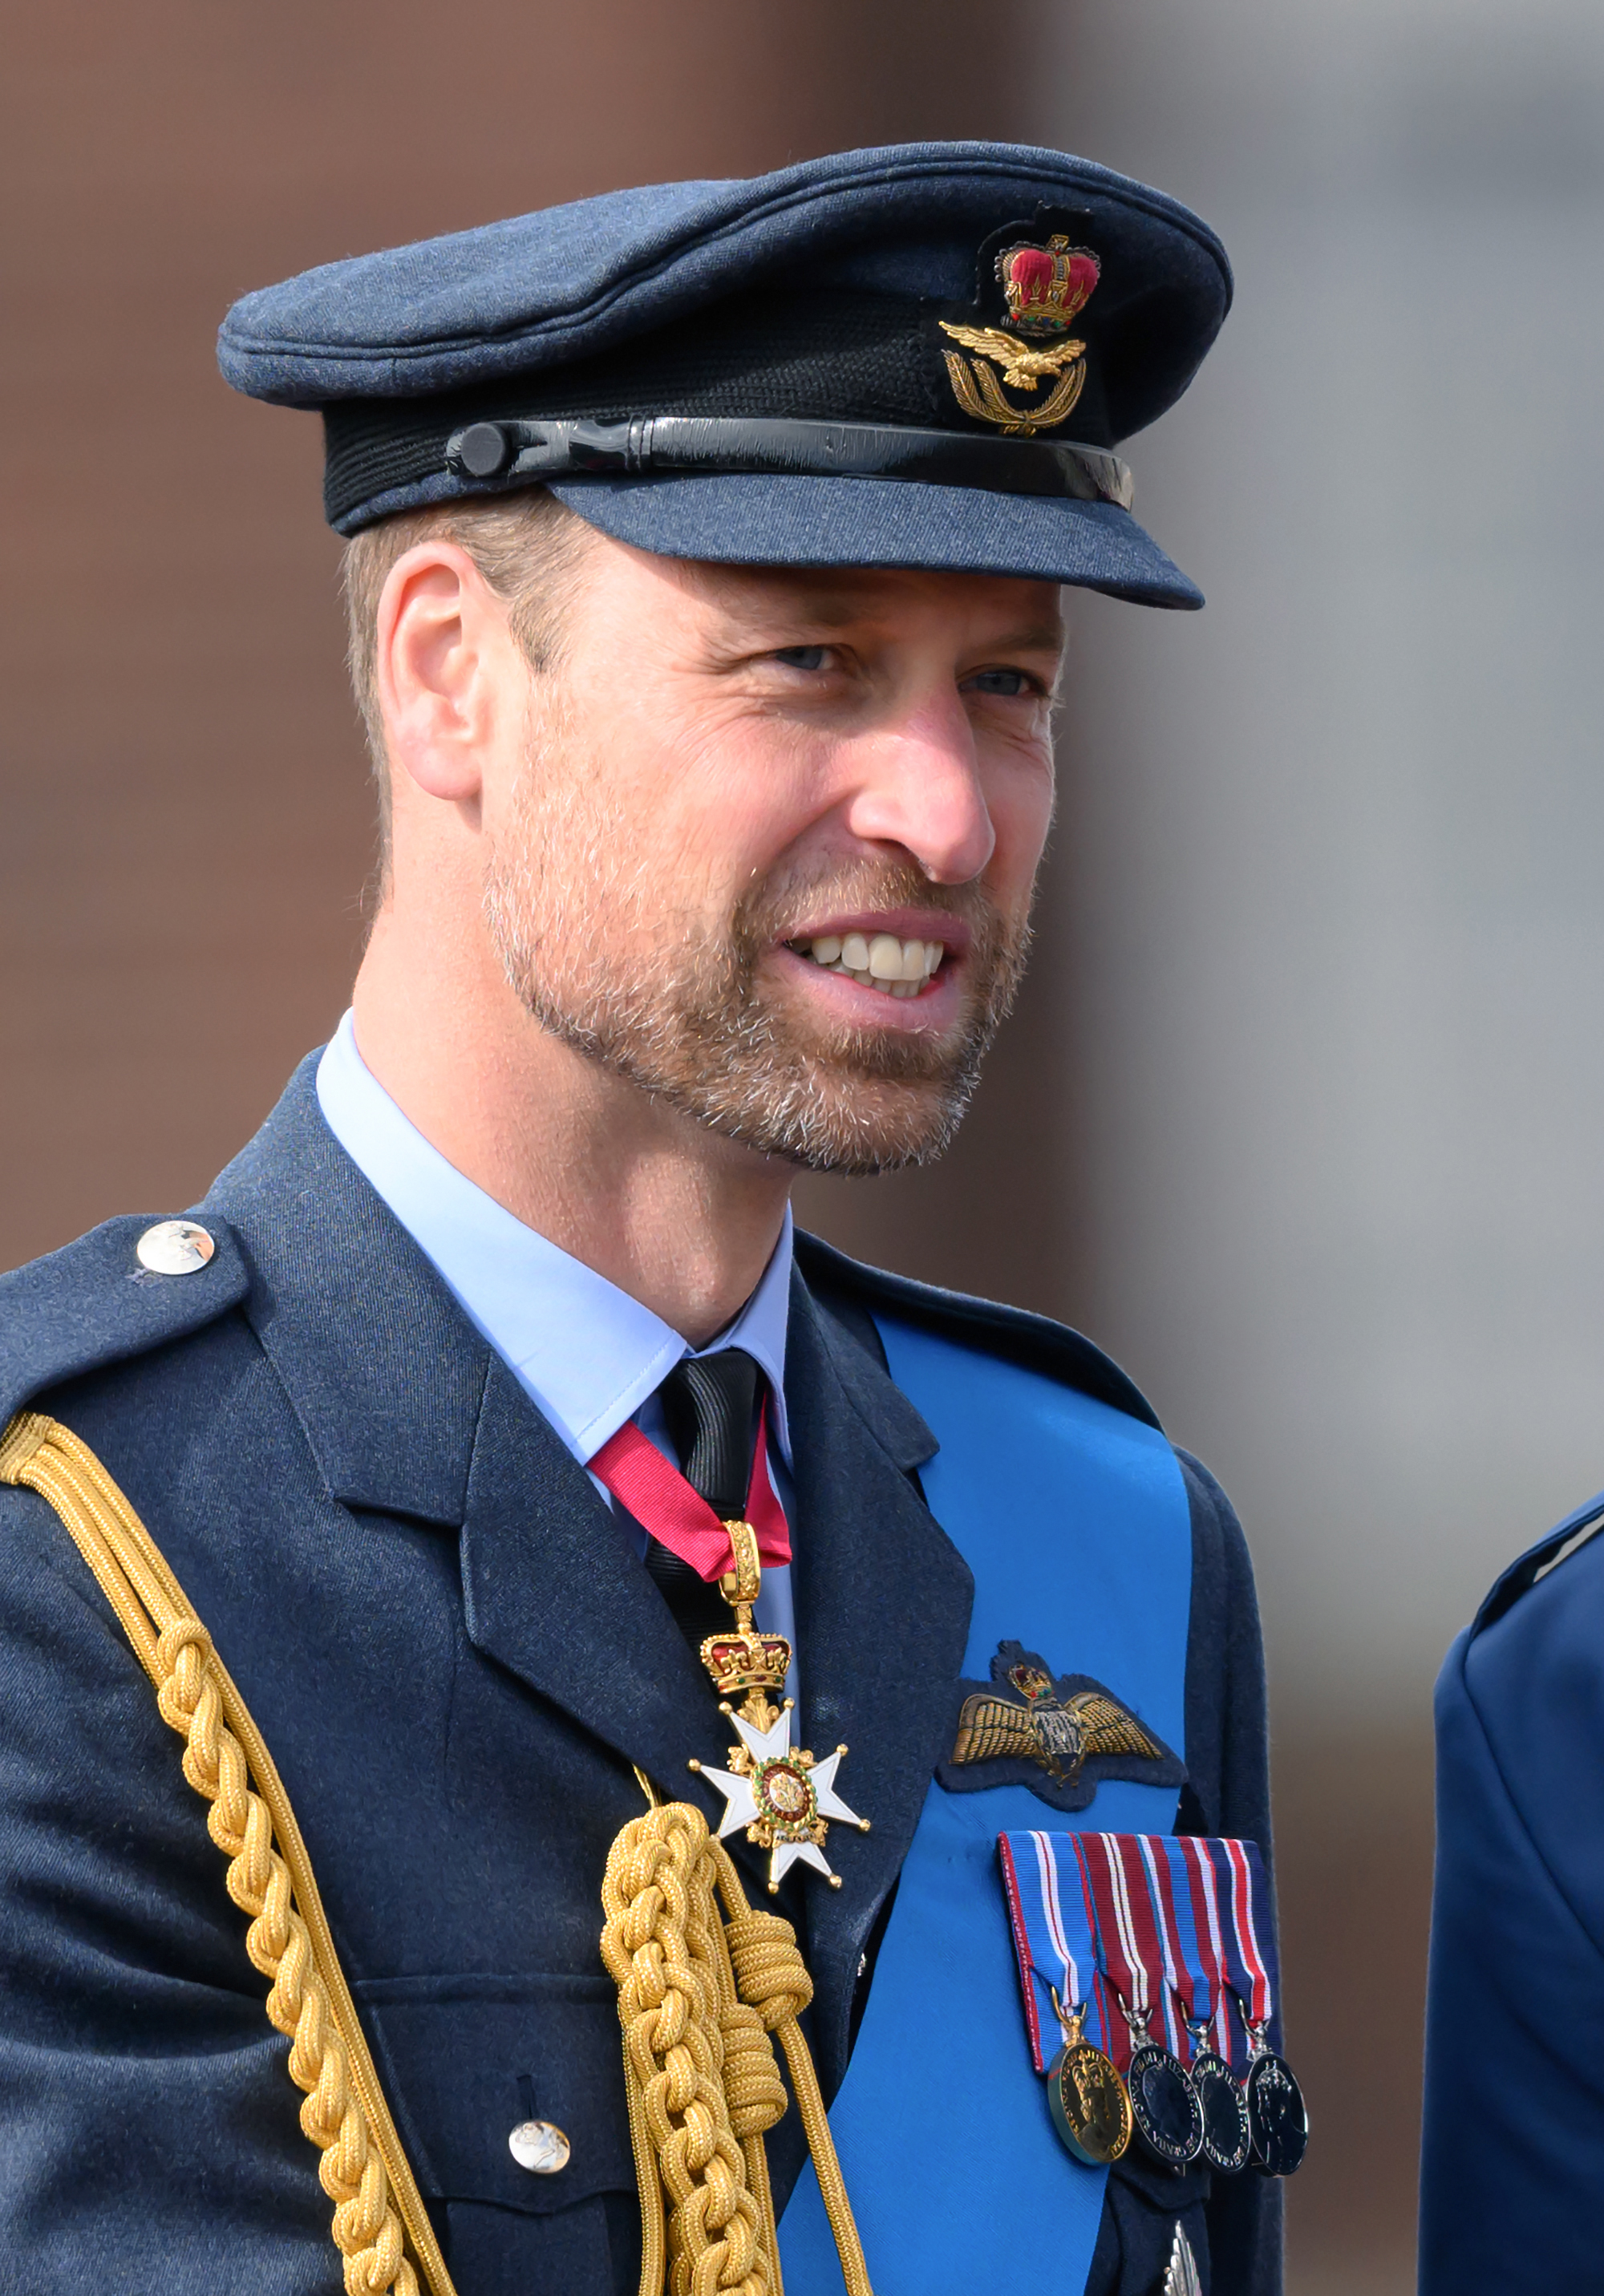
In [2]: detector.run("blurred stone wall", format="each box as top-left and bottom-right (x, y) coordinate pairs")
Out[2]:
(0, 0), (1059, 1272)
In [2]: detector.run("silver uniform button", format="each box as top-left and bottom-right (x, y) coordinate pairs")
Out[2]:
(508, 2120), (570, 2175)
(136, 1220), (216, 1277)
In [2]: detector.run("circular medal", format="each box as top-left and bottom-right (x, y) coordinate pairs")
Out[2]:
(1189, 2048), (1251, 2174)
(1127, 2041), (1205, 2168)
(1246, 2051), (1308, 2177)
(1047, 2037), (1132, 2165)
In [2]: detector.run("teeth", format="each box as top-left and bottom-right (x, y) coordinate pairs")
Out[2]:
(800, 931), (948, 998)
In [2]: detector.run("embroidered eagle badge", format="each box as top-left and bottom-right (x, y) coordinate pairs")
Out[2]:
(937, 230), (1100, 436)
(936, 1640), (1185, 1812)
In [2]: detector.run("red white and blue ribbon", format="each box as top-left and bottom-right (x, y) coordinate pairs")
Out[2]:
(1202, 1835), (1282, 2055)
(1076, 1832), (1185, 2065)
(997, 1832), (1113, 2074)
(1145, 1836), (1219, 2056)
(996, 1833), (1278, 2079)
(1177, 1834), (1250, 2066)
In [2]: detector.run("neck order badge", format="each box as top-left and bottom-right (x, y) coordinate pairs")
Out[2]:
(591, 1394), (877, 2296)
(590, 1399), (869, 1891)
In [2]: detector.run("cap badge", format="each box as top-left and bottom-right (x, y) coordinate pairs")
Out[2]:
(938, 236), (1100, 435)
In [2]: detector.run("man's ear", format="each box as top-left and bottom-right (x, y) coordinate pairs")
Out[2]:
(375, 540), (524, 807)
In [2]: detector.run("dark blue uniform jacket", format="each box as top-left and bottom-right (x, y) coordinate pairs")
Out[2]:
(1424, 1488), (1604, 2291)
(0, 1061), (1278, 2295)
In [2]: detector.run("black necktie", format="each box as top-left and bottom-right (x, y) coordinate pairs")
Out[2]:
(645, 1349), (759, 1646)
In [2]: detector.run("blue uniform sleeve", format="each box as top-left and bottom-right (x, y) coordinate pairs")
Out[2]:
(1422, 1528), (1604, 2293)
(0, 1483), (331, 2293)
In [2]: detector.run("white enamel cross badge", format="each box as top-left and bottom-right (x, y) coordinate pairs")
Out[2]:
(692, 1699), (869, 1893)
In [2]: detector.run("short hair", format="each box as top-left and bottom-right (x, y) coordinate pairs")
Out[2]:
(340, 488), (594, 875)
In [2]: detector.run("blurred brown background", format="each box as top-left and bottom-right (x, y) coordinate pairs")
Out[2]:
(10, 5), (1604, 2290)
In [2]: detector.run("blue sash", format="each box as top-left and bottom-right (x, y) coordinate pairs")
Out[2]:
(779, 1315), (1193, 2295)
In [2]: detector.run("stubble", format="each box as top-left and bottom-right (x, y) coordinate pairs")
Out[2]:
(482, 701), (1035, 1176)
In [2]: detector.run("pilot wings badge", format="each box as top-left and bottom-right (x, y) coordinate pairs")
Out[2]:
(937, 1640), (1185, 1813)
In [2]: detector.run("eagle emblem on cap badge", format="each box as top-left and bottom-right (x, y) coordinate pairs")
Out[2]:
(939, 236), (1100, 436)
(937, 1640), (1185, 1813)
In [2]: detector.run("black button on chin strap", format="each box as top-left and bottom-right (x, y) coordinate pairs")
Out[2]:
(644, 1349), (761, 1646)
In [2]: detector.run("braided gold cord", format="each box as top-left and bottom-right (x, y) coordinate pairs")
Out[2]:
(0, 1412), (455, 2296)
(602, 1804), (778, 2296)
(602, 1802), (873, 2296)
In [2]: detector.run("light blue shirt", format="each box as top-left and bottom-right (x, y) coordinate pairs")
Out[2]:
(315, 1010), (798, 1671)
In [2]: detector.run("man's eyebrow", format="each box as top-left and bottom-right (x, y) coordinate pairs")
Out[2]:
(982, 622), (1067, 657)
(711, 596), (1067, 654)
(712, 589), (884, 634)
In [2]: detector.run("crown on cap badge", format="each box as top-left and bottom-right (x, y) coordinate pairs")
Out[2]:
(938, 234), (1100, 436)
(997, 236), (1101, 336)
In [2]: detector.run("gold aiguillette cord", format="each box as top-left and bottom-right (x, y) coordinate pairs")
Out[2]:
(0, 1411), (453, 2296)
(599, 1521), (873, 2296)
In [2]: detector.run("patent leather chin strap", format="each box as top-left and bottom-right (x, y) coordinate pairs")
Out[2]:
(446, 411), (1136, 509)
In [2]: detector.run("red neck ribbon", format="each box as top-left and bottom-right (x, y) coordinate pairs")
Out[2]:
(588, 1399), (791, 1584)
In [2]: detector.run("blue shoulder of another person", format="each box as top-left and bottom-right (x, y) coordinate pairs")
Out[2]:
(1445, 1477), (1604, 1880)
(0, 1213), (250, 1428)
(1464, 1482), (1604, 1642)
(1424, 1490), (1604, 2288)
(792, 1229), (1162, 1434)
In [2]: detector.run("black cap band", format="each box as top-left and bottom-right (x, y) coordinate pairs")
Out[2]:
(444, 414), (1134, 510)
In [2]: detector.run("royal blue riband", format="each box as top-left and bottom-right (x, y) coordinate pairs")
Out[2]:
(779, 1316), (1193, 2296)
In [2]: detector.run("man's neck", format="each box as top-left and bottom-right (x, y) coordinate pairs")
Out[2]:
(350, 909), (792, 1346)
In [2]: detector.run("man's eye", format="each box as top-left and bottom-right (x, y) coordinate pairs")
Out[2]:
(966, 668), (1034, 698)
(769, 646), (830, 671)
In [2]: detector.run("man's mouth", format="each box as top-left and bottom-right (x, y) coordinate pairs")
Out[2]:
(786, 931), (950, 1001)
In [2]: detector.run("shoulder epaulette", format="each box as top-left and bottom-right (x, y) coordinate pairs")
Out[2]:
(0, 1214), (250, 1430)
(793, 1229), (1161, 1433)
(1470, 1485), (1604, 1638)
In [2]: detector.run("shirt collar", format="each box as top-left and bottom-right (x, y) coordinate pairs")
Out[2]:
(314, 1010), (793, 1468)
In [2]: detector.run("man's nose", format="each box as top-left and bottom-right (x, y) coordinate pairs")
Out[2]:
(838, 693), (996, 885)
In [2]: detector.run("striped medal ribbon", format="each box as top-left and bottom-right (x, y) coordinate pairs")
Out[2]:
(1203, 1837), (1307, 2178)
(998, 1832), (1132, 2166)
(1151, 1839), (1250, 2173)
(1078, 1834), (1205, 2168)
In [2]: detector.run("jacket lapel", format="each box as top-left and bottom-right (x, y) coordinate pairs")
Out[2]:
(457, 1355), (713, 1788)
(785, 1276), (975, 2093)
(206, 1056), (712, 1785)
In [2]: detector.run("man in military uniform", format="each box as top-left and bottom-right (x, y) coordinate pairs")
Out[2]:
(1423, 1484), (1604, 2288)
(0, 144), (1279, 2294)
